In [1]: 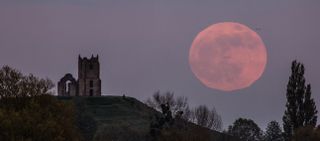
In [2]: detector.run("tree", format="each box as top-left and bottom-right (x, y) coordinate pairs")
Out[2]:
(264, 121), (284, 141)
(0, 95), (82, 141)
(191, 105), (222, 131)
(283, 60), (318, 141)
(227, 118), (263, 141)
(304, 84), (317, 126)
(0, 66), (54, 109)
(146, 91), (189, 118)
(146, 91), (222, 131)
(0, 66), (82, 141)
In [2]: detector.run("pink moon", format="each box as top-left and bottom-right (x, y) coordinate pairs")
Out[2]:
(189, 22), (267, 91)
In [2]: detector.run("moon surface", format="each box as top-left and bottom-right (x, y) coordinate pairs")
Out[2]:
(189, 22), (267, 91)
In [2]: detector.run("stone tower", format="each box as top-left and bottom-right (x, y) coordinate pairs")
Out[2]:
(78, 55), (101, 96)
(58, 55), (101, 96)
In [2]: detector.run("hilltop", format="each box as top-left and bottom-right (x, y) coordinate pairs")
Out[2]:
(58, 96), (240, 141)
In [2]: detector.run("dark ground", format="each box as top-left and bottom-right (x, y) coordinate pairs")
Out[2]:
(58, 96), (240, 141)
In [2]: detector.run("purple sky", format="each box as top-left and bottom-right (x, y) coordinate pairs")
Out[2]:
(1, 0), (320, 129)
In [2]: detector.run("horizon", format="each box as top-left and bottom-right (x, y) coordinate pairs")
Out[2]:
(1, 0), (320, 131)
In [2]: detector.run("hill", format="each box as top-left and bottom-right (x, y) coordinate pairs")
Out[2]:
(58, 96), (240, 141)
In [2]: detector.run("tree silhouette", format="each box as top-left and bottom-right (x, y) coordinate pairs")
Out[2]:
(303, 84), (317, 126)
(264, 121), (284, 141)
(146, 91), (189, 118)
(0, 65), (54, 109)
(283, 60), (318, 141)
(227, 118), (263, 141)
(0, 66), (81, 141)
(191, 105), (222, 131)
(146, 91), (222, 131)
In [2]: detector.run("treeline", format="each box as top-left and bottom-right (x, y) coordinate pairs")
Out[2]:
(0, 60), (319, 141)
(145, 60), (320, 141)
(146, 91), (222, 131)
(227, 60), (320, 141)
(0, 66), (82, 141)
(226, 117), (320, 141)
(145, 91), (231, 141)
(226, 118), (283, 141)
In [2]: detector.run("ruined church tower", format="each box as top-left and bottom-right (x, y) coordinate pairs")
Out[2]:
(58, 55), (102, 96)
(78, 55), (101, 96)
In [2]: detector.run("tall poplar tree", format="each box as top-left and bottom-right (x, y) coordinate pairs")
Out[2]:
(283, 60), (317, 141)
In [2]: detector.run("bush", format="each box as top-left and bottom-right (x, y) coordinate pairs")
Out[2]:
(0, 95), (82, 141)
(0, 66), (82, 141)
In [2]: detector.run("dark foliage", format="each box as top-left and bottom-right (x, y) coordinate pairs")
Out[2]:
(0, 66), (82, 141)
(227, 118), (263, 141)
(283, 60), (317, 141)
(146, 91), (189, 118)
(150, 102), (175, 139)
(146, 91), (222, 131)
(264, 121), (284, 141)
(0, 95), (82, 141)
(0, 65), (54, 109)
(292, 126), (320, 141)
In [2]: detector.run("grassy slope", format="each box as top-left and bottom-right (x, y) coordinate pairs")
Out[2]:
(58, 96), (240, 141)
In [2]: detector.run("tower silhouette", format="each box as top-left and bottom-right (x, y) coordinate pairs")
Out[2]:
(58, 55), (102, 96)
(78, 55), (101, 96)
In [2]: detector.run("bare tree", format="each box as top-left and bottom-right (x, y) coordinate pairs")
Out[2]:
(192, 105), (222, 131)
(0, 66), (54, 109)
(0, 65), (54, 99)
(146, 91), (189, 117)
(146, 91), (223, 131)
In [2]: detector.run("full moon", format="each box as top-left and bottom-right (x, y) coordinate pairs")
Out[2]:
(189, 22), (267, 91)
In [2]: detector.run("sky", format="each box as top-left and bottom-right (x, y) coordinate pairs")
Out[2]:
(0, 0), (320, 130)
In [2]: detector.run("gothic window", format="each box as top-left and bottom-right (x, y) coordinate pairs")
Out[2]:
(90, 80), (93, 87)
(89, 63), (93, 70)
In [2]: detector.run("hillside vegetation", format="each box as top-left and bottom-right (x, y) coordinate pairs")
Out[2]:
(59, 96), (240, 141)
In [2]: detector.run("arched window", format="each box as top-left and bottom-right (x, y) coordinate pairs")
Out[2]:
(66, 80), (71, 94)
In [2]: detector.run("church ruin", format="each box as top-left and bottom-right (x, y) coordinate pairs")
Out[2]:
(58, 55), (101, 96)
